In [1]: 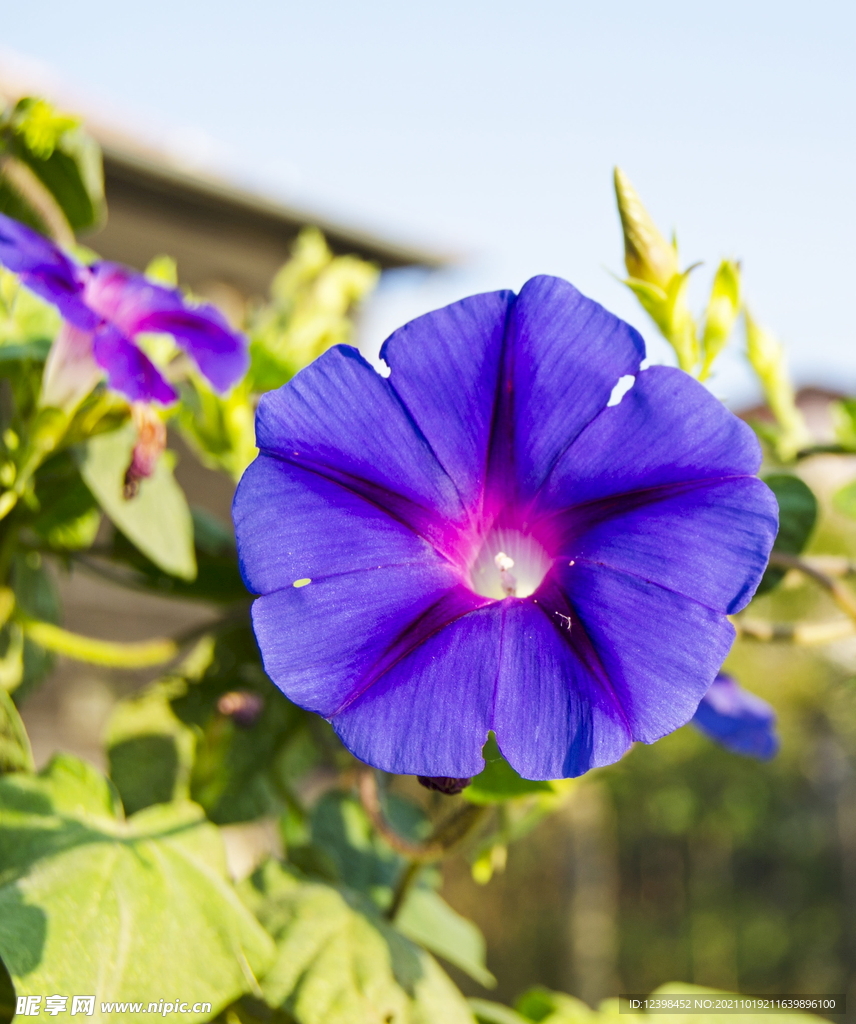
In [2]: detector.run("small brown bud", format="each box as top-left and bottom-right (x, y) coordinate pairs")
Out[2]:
(417, 775), (471, 795)
(217, 690), (265, 728)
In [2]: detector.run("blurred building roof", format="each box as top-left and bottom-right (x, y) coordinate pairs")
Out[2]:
(0, 70), (448, 297)
(92, 143), (448, 297)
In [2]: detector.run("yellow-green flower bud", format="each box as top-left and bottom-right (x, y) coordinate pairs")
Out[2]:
(744, 308), (811, 460)
(614, 167), (679, 290)
(700, 259), (741, 380)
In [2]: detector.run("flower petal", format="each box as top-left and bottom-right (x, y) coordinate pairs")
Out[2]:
(251, 566), (482, 720)
(85, 263), (248, 391)
(492, 600), (633, 779)
(380, 289), (514, 509)
(233, 453), (446, 596)
(255, 346), (468, 557)
(91, 325), (177, 404)
(40, 323), (102, 412)
(0, 212), (95, 329)
(691, 673), (779, 760)
(332, 605), (501, 776)
(539, 366), (763, 510)
(500, 276), (646, 502)
(565, 477), (778, 615)
(549, 561), (735, 747)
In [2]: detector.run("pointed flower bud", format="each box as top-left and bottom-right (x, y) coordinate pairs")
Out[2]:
(744, 309), (811, 459)
(700, 260), (741, 380)
(614, 167), (679, 290)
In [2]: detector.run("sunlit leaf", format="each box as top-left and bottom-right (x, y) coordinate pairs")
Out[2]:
(106, 682), (196, 814)
(0, 755), (274, 1020)
(240, 861), (475, 1024)
(397, 887), (495, 988)
(78, 424), (196, 580)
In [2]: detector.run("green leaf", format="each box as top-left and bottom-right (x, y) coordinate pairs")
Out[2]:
(469, 1000), (532, 1024)
(0, 955), (14, 1024)
(396, 887), (496, 988)
(32, 451), (101, 551)
(78, 425), (197, 580)
(7, 552), (59, 699)
(0, 689), (33, 774)
(106, 683), (196, 814)
(835, 479), (856, 521)
(756, 475), (818, 595)
(102, 507), (247, 605)
(514, 987), (596, 1023)
(301, 791), (430, 903)
(832, 398), (856, 451)
(240, 861), (475, 1024)
(464, 736), (554, 804)
(4, 98), (104, 233)
(172, 625), (310, 825)
(0, 755), (274, 1019)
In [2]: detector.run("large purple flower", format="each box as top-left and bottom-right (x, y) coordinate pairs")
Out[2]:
(0, 212), (247, 403)
(691, 673), (779, 760)
(233, 276), (778, 779)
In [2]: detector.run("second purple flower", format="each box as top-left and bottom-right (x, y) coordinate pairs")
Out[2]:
(0, 212), (248, 404)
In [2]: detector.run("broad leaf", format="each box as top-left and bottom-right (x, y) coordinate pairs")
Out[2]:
(755, 475), (817, 595)
(106, 683), (196, 814)
(296, 793), (493, 986)
(306, 791), (428, 900)
(0, 755), (274, 1020)
(102, 507), (247, 605)
(241, 861), (475, 1024)
(396, 888), (495, 989)
(78, 425), (196, 580)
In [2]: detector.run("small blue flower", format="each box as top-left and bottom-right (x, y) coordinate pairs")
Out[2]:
(691, 673), (779, 760)
(233, 276), (778, 779)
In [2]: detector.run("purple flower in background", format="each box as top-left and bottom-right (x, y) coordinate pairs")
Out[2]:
(234, 276), (778, 780)
(691, 673), (779, 760)
(0, 212), (247, 404)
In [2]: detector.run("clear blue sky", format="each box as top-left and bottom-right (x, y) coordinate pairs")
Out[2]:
(2, 0), (854, 405)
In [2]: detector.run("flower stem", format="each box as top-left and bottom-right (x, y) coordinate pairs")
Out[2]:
(359, 768), (490, 863)
(768, 551), (856, 623)
(387, 860), (422, 923)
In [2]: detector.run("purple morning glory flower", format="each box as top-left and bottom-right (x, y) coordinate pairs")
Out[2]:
(233, 276), (778, 780)
(0, 212), (247, 403)
(691, 673), (779, 760)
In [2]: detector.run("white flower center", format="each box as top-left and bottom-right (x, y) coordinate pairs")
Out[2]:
(469, 529), (551, 599)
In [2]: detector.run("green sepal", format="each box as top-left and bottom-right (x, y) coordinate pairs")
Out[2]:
(464, 736), (554, 804)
